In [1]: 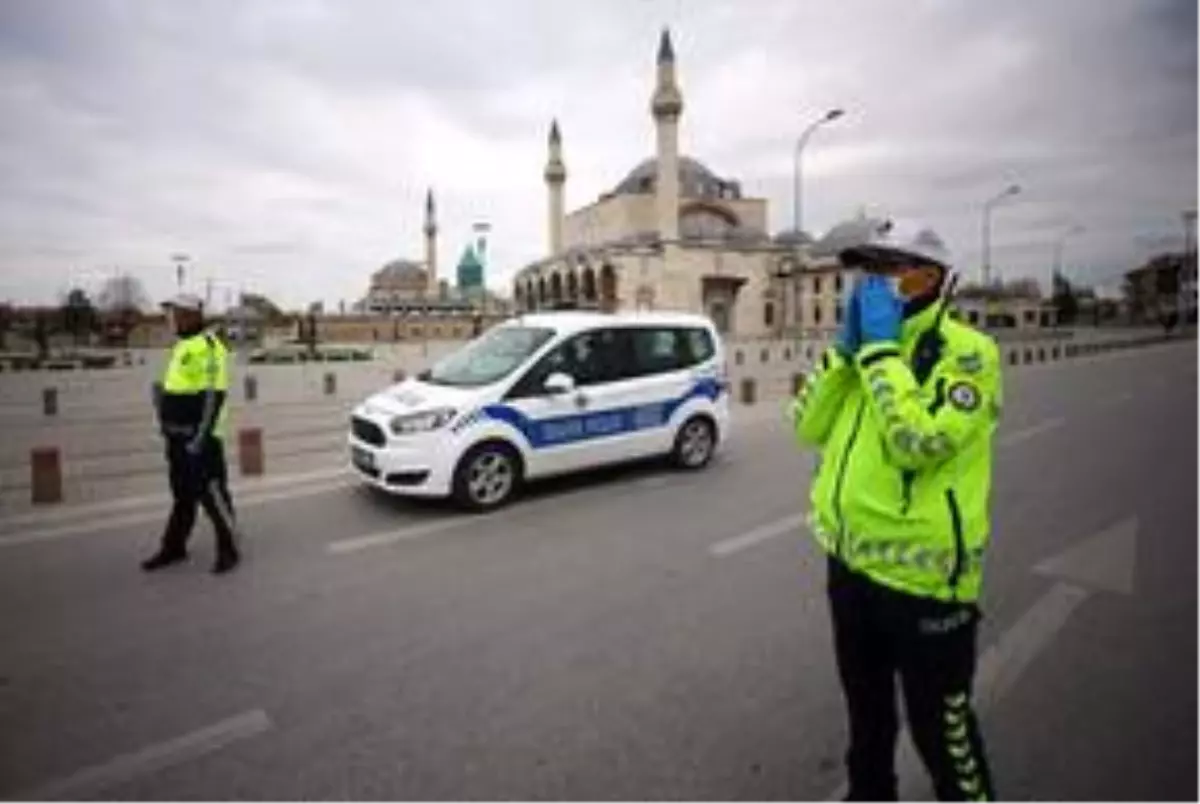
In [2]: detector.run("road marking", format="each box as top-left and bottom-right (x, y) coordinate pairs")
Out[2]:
(998, 417), (1065, 447)
(326, 516), (479, 554)
(0, 477), (354, 549)
(827, 516), (1140, 801)
(14, 709), (272, 800)
(709, 512), (808, 557)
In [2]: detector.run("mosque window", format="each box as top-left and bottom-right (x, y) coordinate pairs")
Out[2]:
(813, 276), (823, 295)
(813, 304), (823, 324)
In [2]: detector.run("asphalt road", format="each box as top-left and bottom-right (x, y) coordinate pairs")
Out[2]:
(0, 342), (1195, 801)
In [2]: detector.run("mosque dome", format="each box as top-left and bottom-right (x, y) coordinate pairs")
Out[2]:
(613, 155), (742, 200)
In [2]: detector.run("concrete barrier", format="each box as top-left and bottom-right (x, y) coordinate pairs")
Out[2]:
(30, 447), (62, 504)
(238, 428), (264, 477)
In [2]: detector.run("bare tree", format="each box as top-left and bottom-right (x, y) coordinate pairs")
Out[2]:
(60, 287), (98, 346)
(96, 273), (151, 346)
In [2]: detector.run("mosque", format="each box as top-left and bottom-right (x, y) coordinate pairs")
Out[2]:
(512, 28), (858, 339)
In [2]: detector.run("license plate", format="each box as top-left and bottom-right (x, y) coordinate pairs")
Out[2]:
(351, 446), (376, 472)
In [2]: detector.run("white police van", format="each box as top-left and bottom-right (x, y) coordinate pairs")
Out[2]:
(347, 311), (729, 511)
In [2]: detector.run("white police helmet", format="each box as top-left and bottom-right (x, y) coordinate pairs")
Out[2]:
(839, 218), (952, 271)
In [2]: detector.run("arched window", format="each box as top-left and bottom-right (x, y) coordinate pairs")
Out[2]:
(550, 273), (564, 304)
(764, 302), (775, 328)
(599, 264), (618, 312)
(581, 266), (598, 303)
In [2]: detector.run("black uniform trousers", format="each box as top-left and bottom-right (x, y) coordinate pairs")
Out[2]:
(827, 556), (995, 801)
(160, 434), (239, 559)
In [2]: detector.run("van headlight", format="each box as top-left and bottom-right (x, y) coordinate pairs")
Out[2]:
(389, 407), (458, 435)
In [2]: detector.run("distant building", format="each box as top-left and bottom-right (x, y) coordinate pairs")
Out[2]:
(456, 244), (485, 297)
(359, 190), (481, 320)
(1124, 253), (1194, 325)
(954, 281), (1058, 330)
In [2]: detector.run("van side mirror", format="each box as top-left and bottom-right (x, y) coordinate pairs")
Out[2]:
(543, 372), (575, 395)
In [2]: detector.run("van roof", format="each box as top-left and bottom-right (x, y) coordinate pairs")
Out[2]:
(503, 310), (717, 334)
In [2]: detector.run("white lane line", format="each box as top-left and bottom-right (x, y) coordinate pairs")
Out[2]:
(0, 477), (355, 549)
(14, 709), (272, 800)
(997, 417), (1065, 447)
(709, 512), (808, 558)
(326, 516), (480, 555)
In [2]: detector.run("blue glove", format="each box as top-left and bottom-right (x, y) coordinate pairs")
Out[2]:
(858, 274), (904, 344)
(835, 284), (862, 357)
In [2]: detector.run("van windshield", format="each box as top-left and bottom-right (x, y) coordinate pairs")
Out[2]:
(423, 326), (556, 388)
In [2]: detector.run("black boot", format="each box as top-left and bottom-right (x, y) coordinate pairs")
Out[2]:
(212, 551), (240, 575)
(141, 550), (188, 571)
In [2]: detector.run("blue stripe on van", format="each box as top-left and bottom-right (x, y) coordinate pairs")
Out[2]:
(478, 377), (722, 449)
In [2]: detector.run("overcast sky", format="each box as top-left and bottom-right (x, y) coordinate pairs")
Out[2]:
(0, 0), (1195, 309)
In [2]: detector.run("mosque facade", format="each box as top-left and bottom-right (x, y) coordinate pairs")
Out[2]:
(512, 29), (859, 340)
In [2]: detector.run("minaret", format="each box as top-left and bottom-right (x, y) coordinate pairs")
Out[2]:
(651, 27), (683, 244)
(424, 187), (438, 297)
(544, 119), (567, 255)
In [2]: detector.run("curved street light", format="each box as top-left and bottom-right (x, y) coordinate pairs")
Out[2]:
(792, 108), (845, 235)
(981, 184), (1021, 286)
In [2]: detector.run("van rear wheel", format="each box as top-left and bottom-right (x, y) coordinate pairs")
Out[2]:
(671, 416), (716, 470)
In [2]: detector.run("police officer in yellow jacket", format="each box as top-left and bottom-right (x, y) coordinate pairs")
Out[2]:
(142, 293), (241, 575)
(792, 220), (1000, 800)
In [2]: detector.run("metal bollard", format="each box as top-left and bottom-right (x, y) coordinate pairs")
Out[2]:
(238, 428), (264, 477)
(244, 375), (258, 402)
(42, 387), (58, 417)
(792, 373), (805, 395)
(31, 447), (62, 504)
(323, 372), (336, 396)
(740, 378), (757, 406)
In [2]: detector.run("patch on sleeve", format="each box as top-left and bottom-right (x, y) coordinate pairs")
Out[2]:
(956, 352), (983, 375)
(948, 381), (981, 412)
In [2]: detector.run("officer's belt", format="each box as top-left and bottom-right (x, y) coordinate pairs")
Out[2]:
(162, 423), (197, 437)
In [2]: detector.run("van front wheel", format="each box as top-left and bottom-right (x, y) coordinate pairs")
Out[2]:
(671, 416), (716, 470)
(452, 441), (522, 512)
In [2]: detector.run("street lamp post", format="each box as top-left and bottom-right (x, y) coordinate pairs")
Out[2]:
(170, 253), (190, 292)
(1183, 210), (1197, 323)
(1051, 224), (1085, 291)
(981, 184), (1021, 287)
(792, 108), (845, 236)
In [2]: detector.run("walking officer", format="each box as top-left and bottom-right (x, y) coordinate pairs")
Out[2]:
(790, 220), (1002, 800)
(142, 293), (241, 575)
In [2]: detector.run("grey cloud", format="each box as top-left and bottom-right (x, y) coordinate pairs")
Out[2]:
(0, 0), (1194, 306)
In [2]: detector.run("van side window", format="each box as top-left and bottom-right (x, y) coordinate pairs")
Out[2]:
(628, 327), (687, 376)
(683, 327), (715, 363)
(506, 328), (624, 398)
